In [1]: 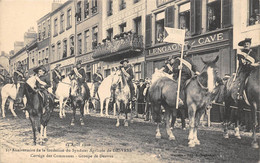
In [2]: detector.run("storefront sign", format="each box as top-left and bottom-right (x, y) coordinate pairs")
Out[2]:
(148, 30), (230, 56)
(157, 0), (174, 7)
(76, 53), (94, 64)
(50, 57), (75, 70)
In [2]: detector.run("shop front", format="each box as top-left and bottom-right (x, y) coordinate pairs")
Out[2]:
(50, 55), (75, 77)
(146, 28), (235, 79)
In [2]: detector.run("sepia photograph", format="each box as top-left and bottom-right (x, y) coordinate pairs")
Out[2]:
(0, 0), (259, 162)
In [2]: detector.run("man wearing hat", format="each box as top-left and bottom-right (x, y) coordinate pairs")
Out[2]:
(13, 61), (24, 86)
(119, 58), (135, 101)
(52, 64), (62, 94)
(69, 60), (89, 93)
(163, 56), (175, 74)
(137, 79), (146, 115)
(235, 38), (259, 100)
(92, 67), (103, 98)
(172, 45), (200, 106)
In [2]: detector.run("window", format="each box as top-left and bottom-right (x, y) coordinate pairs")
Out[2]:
(207, 0), (221, 31)
(119, 0), (126, 10)
(119, 23), (126, 33)
(67, 9), (72, 27)
(38, 51), (41, 65)
(84, 30), (90, 53)
(92, 0), (97, 14)
(38, 25), (41, 41)
(86, 64), (92, 82)
(107, 28), (113, 41)
(60, 14), (65, 32)
(54, 18), (58, 36)
(249, 0), (260, 25)
(47, 19), (51, 37)
(77, 33), (82, 55)
(107, 0), (113, 16)
(76, 1), (82, 22)
(155, 12), (165, 43)
(134, 17), (141, 35)
(92, 26), (98, 49)
(42, 50), (45, 64)
(63, 39), (67, 58)
(42, 22), (46, 38)
(134, 63), (141, 80)
(52, 45), (55, 62)
(84, 0), (89, 18)
(57, 42), (61, 60)
(70, 36), (74, 55)
(179, 2), (191, 37)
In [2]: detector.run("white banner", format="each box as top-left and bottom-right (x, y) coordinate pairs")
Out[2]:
(164, 27), (185, 45)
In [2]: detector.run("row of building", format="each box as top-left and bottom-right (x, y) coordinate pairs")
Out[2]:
(7, 0), (260, 83)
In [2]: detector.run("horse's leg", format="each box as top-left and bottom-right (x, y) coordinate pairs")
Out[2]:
(59, 97), (63, 118)
(85, 99), (89, 115)
(251, 102), (259, 148)
(223, 101), (231, 139)
(180, 107), (186, 130)
(116, 101), (120, 127)
(9, 99), (17, 117)
(234, 106), (241, 139)
(43, 126), (48, 141)
(80, 103), (85, 126)
(106, 99), (110, 116)
(1, 96), (7, 118)
(22, 97), (29, 119)
(165, 108), (175, 140)
(124, 102), (129, 127)
(206, 108), (211, 127)
(156, 123), (161, 139)
(71, 104), (76, 126)
(62, 98), (68, 118)
(29, 117), (37, 145)
(39, 124), (44, 145)
(100, 99), (104, 116)
(193, 108), (205, 146)
(188, 103), (196, 147)
(130, 101), (134, 123)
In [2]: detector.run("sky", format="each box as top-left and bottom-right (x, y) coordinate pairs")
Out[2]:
(0, 0), (55, 54)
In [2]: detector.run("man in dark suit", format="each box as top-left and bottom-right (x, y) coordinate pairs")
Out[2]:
(13, 61), (24, 85)
(92, 67), (103, 98)
(52, 64), (62, 94)
(137, 79), (146, 115)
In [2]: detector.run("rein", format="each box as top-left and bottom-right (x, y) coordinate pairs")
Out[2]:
(196, 76), (208, 91)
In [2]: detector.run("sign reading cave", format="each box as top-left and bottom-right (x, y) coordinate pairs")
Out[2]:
(148, 30), (229, 56)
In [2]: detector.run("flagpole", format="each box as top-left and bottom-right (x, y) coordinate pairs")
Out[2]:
(176, 43), (184, 109)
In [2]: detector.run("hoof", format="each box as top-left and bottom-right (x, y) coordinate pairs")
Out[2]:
(130, 119), (134, 123)
(224, 133), (229, 139)
(116, 122), (120, 127)
(100, 114), (104, 117)
(235, 135), (241, 139)
(71, 122), (75, 126)
(80, 122), (85, 126)
(43, 138), (48, 141)
(182, 127), (186, 131)
(188, 141), (195, 147)
(156, 134), (161, 139)
(194, 139), (200, 145)
(252, 142), (259, 149)
(59, 115), (63, 119)
(169, 136), (175, 141)
(124, 122), (128, 127)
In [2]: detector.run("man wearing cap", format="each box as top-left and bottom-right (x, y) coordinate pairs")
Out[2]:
(92, 67), (103, 98)
(119, 59), (135, 101)
(69, 60), (89, 93)
(235, 38), (259, 100)
(13, 61), (24, 85)
(52, 64), (62, 94)
(163, 56), (175, 74)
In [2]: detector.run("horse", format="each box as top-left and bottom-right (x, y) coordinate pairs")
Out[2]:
(112, 69), (132, 127)
(149, 56), (220, 147)
(70, 78), (90, 126)
(1, 83), (28, 118)
(55, 76), (72, 118)
(223, 64), (260, 148)
(16, 81), (54, 145)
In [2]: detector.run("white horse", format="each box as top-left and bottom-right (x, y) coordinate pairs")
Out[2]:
(98, 72), (118, 116)
(1, 83), (28, 118)
(85, 82), (96, 115)
(55, 76), (72, 118)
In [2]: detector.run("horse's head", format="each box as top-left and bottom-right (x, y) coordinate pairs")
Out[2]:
(71, 79), (79, 96)
(111, 70), (122, 88)
(16, 81), (26, 103)
(199, 56), (220, 93)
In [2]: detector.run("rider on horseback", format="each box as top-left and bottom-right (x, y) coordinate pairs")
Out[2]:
(69, 60), (89, 94)
(119, 58), (135, 101)
(13, 61), (24, 85)
(236, 38), (260, 100)
(52, 63), (62, 94)
(172, 45), (200, 106)
(163, 56), (175, 74)
(92, 67), (103, 98)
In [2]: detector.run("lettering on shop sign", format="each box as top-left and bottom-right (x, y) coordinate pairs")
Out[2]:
(78, 53), (93, 63)
(149, 31), (227, 56)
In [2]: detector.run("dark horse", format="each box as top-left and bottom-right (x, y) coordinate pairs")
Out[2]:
(16, 81), (54, 145)
(70, 78), (90, 126)
(223, 64), (260, 148)
(149, 56), (219, 147)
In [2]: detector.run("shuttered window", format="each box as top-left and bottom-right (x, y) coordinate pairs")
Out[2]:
(190, 0), (202, 35)
(222, 0), (232, 28)
(165, 6), (175, 28)
(145, 14), (152, 47)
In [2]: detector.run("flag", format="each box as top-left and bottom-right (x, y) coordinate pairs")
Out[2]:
(164, 27), (185, 45)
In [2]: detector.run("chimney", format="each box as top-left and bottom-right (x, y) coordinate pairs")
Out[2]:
(52, 0), (62, 11)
